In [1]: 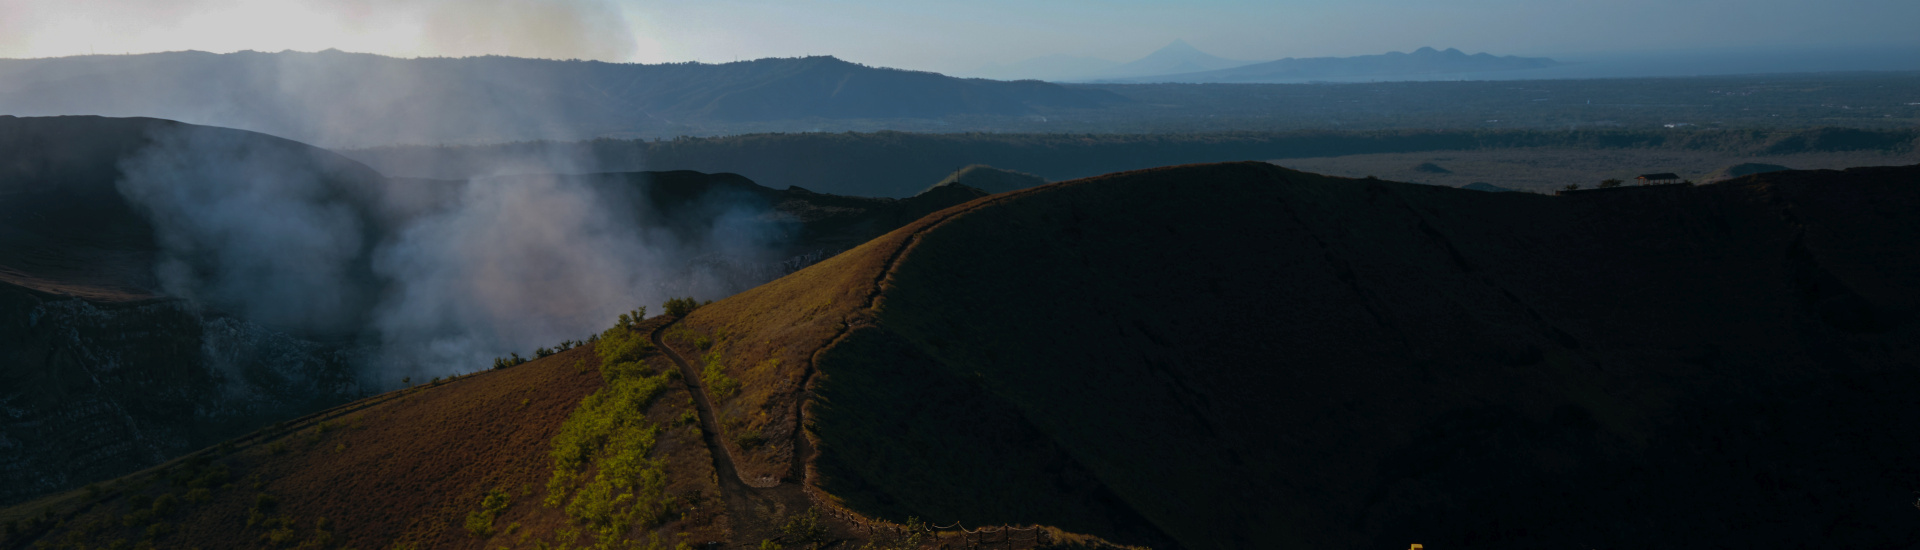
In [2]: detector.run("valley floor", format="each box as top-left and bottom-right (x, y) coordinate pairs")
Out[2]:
(1271, 148), (1919, 192)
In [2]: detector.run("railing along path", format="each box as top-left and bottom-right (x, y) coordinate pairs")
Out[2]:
(799, 484), (1053, 549)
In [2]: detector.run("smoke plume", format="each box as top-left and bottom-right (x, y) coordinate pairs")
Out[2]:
(116, 125), (783, 387)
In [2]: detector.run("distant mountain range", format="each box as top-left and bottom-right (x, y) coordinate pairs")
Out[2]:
(975, 41), (1560, 83)
(0, 50), (1121, 147)
(1096, 38), (1256, 79)
(971, 39), (1253, 81)
(1108, 46), (1562, 83)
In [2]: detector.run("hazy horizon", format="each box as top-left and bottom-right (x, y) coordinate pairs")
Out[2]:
(3, 0), (1916, 78)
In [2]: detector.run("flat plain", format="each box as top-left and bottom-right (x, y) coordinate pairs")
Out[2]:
(1272, 148), (1920, 192)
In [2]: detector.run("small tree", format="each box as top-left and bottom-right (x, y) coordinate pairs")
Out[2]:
(664, 297), (700, 317)
(1598, 178), (1623, 188)
(1562, 184), (1580, 191)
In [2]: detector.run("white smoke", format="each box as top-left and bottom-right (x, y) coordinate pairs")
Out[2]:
(367, 173), (674, 381)
(115, 126), (378, 335)
(115, 124), (783, 387)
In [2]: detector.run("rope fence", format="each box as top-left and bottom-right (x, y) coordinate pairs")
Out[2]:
(800, 485), (1054, 549)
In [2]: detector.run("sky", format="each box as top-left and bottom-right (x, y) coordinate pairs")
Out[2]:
(2, 0), (1918, 76)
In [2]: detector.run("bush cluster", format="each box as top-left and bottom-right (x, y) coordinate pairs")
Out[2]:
(491, 353), (529, 370)
(701, 350), (741, 397)
(537, 310), (676, 548)
(464, 487), (513, 538)
(663, 297), (703, 317)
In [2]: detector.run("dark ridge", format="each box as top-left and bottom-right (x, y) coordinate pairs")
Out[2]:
(675, 161), (1920, 549)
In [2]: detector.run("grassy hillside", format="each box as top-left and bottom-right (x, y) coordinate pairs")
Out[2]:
(0, 115), (991, 509)
(0, 316), (732, 550)
(670, 161), (1920, 549)
(12, 152), (1920, 548)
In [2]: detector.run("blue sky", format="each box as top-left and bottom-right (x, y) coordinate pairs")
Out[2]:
(2, 0), (1916, 75)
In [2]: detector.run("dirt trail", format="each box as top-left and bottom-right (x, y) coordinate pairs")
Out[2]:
(652, 323), (813, 546)
(649, 194), (1046, 547)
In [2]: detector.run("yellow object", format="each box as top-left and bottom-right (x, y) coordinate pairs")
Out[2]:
(1410, 545), (1424, 550)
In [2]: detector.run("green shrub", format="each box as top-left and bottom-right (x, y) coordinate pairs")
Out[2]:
(778, 508), (829, 548)
(121, 509), (152, 528)
(616, 306), (647, 330)
(143, 522), (172, 540)
(857, 517), (928, 550)
(545, 352), (676, 548)
(733, 430), (766, 450)
(493, 353), (530, 370)
(247, 493), (280, 527)
(464, 488), (512, 538)
(188, 464), (230, 489)
(663, 297), (700, 317)
(701, 351), (741, 397)
(150, 494), (176, 517)
(595, 325), (656, 378)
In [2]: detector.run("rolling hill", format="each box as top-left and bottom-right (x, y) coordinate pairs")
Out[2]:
(0, 115), (386, 506)
(7, 140), (1919, 549)
(0, 51), (1122, 147)
(0, 116), (989, 509)
(663, 161), (1920, 548)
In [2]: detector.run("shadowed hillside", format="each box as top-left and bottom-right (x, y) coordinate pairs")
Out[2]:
(664, 161), (1920, 549)
(344, 126), (1920, 197)
(0, 116), (388, 506)
(10, 159), (1918, 549)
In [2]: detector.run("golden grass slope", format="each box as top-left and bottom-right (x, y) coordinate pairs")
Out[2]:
(0, 317), (728, 550)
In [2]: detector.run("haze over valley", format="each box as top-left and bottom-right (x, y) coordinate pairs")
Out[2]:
(2, 1), (1918, 549)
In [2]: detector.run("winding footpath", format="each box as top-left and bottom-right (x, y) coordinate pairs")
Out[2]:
(651, 323), (811, 546)
(648, 192), (1041, 547)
